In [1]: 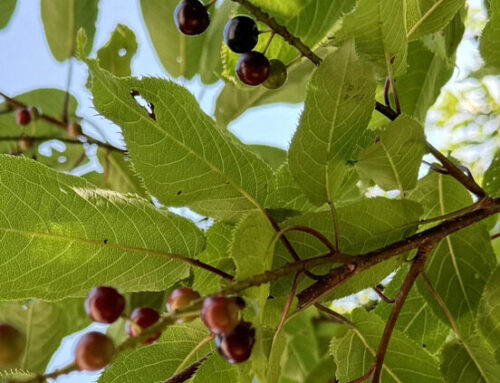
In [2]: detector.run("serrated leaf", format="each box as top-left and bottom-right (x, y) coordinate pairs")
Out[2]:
(480, 0), (500, 71)
(0, 299), (89, 373)
(191, 352), (239, 382)
(247, 145), (287, 170)
(441, 334), (500, 383)
(330, 309), (443, 382)
(272, 198), (422, 299)
(215, 59), (315, 128)
(99, 321), (212, 383)
(289, 40), (376, 205)
(97, 24), (137, 77)
(334, 0), (408, 76)
(406, 0), (466, 41)
(140, 0), (233, 83)
(478, 265), (500, 362)
(193, 222), (235, 295)
(0, 0), (16, 29)
(83, 150), (147, 197)
(356, 115), (427, 193)
(87, 61), (273, 222)
(41, 0), (98, 61)
(375, 265), (449, 353)
(0, 155), (204, 300)
(483, 150), (500, 196)
(397, 42), (454, 123)
(409, 173), (496, 332)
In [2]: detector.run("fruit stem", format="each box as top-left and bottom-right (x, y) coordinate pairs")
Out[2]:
(262, 31), (275, 55)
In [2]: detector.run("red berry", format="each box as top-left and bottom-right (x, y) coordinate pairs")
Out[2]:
(75, 332), (115, 371)
(166, 287), (201, 314)
(174, 0), (210, 36)
(16, 108), (31, 126)
(0, 324), (25, 366)
(85, 286), (125, 324)
(236, 51), (270, 86)
(68, 122), (82, 138)
(127, 307), (161, 344)
(201, 297), (240, 334)
(224, 16), (259, 53)
(215, 322), (255, 364)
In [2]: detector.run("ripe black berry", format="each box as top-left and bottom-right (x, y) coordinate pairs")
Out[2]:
(127, 307), (161, 344)
(174, 0), (210, 36)
(85, 286), (125, 324)
(0, 324), (25, 366)
(215, 322), (255, 364)
(224, 16), (259, 53)
(236, 51), (270, 86)
(201, 296), (240, 334)
(166, 287), (201, 314)
(68, 122), (82, 138)
(16, 108), (31, 126)
(75, 332), (115, 371)
(263, 59), (287, 89)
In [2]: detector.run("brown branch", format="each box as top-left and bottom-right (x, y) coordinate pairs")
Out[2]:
(371, 244), (434, 382)
(373, 285), (395, 304)
(164, 354), (212, 383)
(278, 225), (337, 254)
(427, 143), (486, 198)
(492, 232), (500, 240)
(297, 197), (500, 309)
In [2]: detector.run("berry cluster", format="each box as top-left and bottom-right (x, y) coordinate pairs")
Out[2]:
(174, 0), (287, 88)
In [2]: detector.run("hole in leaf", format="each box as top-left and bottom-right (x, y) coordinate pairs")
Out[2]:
(103, 239), (108, 244)
(118, 48), (127, 57)
(130, 89), (156, 121)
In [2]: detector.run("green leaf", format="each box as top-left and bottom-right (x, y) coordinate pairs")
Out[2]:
(191, 352), (240, 382)
(272, 198), (422, 299)
(87, 61), (273, 222)
(289, 40), (376, 205)
(480, 0), (500, 71)
(99, 321), (212, 383)
(41, 0), (98, 61)
(330, 309), (443, 383)
(215, 58), (315, 128)
(247, 145), (287, 170)
(478, 265), (500, 362)
(334, 0), (408, 76)
(83, 150), (147, 197)
(0, 0), (16, 29)
(356, 115), (427, 193)
(0, 299), (89, 373)
(409, 173), (496, 330)
(406, 0), (466, 41)
(271, 163), (316, 212)
(397, 42), (454, 123)
(193, 222), (235, 295)
(375, 265), (449, 353)
(483, 150), (500, 196)
(441, 334), (500, 383)
(97, 24), (138, 77)
(0, 155), (204, 300)
(140, 0), (233, 83)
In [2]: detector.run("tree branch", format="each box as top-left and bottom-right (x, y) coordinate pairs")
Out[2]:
(371, 244), (434, 382)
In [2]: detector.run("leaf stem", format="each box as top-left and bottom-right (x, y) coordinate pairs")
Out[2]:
(372, 285), (395, 304)
(173, 335), (214, 374)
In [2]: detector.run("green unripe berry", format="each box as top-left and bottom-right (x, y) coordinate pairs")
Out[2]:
(263, 59), (287, 90)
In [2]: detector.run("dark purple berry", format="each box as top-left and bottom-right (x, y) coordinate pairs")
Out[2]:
(0, 324), (25, 366)
(224, 16), (259, 53)
(236, 51), (270, 86)
(85, 286), (125, 324)
(127, 307), (161, 344)
(16, 108), (31, 126)
(174, 0), (210, 36)
(215, 322), (255, 364)
(75, 332), (115, 371)
(263, 59), (287, 89)
(201, 297), (240, 334)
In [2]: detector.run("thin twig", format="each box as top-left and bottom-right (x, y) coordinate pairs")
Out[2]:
(275, 271), (302, 334)
(372, 285), (395, 304)
(371, 244), (434, 382)
(0, 135), (123, 153)
(314, 303), (355, 328)
(492, 232), (500, 240)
